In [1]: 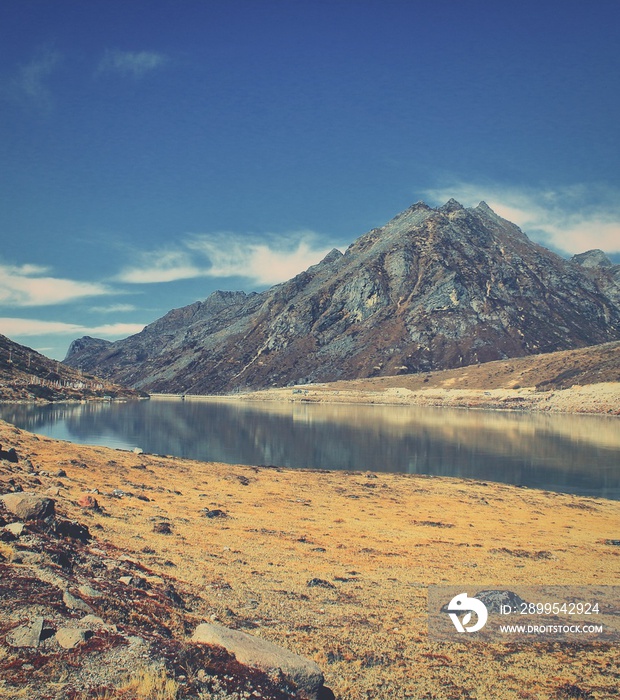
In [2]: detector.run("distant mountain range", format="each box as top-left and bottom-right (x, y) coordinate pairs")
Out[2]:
(64, 200), (620, 394)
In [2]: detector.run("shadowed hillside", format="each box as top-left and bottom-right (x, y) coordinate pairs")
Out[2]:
(0, 334), (141, 402)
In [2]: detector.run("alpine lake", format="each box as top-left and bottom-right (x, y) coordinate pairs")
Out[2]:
(1, 396), (618, 501)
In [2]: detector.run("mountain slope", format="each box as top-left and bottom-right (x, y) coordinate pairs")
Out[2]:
(0, 334), (140, 401)
(64, 200), (620, 394)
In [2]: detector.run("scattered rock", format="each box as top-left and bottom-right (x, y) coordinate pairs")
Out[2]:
(0, 493), (55, 520)
(131, 576), (149, 589)
(4, 522), (25, 537)
(78, 583), (103, 598)
(117, 575), (149, 589)
(55, 627), (91, 649)
(54, 469), (67, 478)
(6, 617), (45, 648)
(307, 578), (336, 589)
(0, 446), (19, 463)
(63, 590), (95, 614)
(203, 509), (228, 519)
(191, 622), (325, 699)
(605, 539), (620, 546)
(153, 521), (172, 534)
(470, 590), (528, 614)
(47, 518), (91, 543)
(77, 494), (101, 511)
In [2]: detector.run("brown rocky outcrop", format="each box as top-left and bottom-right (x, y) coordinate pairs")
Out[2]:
(0, 492), (55, 520)
(192, 622), (325, 699)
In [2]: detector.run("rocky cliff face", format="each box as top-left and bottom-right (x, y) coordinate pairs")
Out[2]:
(64, 200), (620, 393)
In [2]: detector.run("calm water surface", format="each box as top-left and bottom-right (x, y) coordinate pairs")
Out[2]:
(1, 398), (618, 500)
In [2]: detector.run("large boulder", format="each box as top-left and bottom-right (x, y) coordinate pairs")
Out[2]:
(6, 617), (46, 648)
(0, 493), (55, 520)
(192, 622), (325, 699)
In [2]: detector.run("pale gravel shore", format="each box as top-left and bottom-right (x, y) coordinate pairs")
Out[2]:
(164, 381), (620, 416)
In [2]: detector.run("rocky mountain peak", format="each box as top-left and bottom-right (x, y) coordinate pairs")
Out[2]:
(439, 198), (465, 213)
(315, 248), (344, 267)
(474, 200), (494, 214)
(64, 200), (620, 394)
(572, 249), (613, 269)
(66, 336), (111, 359)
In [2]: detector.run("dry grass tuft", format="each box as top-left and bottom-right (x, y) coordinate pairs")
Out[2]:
(120, 664), (180, 700)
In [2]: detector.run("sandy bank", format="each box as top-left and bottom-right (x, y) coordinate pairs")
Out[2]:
(169, 380), (620, 416)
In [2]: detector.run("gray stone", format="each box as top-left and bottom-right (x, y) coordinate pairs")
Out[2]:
(191, 622), (324, 699)
(55, 627), (89, 649)
(0, 493), (55, 521)
(63, 590), (94, 614)
(4, 522), (25, 537)
(6, 617), (45, 648)
(78, 583), (103, 598)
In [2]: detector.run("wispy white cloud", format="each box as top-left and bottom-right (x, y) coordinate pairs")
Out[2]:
(0, 318), (144, 338)
(188, 231), (335, 285)
(90, 303), (138, 314)
(9, 47), (61, 112)
(424, 182), (620, 255)
(116, 231), (336, 286)
(115, 250), (203, 284)
(0, 263), (112, 307)
(98, 49), (169, 79)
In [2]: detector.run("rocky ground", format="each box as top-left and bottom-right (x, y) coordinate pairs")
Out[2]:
(1, 419), (619, 699)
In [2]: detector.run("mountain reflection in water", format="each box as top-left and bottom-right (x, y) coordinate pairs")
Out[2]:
(0, 398), (618, 500)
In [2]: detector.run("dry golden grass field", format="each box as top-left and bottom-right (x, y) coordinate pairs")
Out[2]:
(1, 416), (619, 699)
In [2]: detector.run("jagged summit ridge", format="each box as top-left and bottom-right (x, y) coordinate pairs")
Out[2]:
(573, 249), (613, 269)
(64, 200), (620, 394)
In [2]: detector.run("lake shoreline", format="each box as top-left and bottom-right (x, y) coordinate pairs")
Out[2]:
(151, 380), (620, 416)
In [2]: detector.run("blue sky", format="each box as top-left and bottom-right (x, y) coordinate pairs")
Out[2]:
(1, 0), (619, 360)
